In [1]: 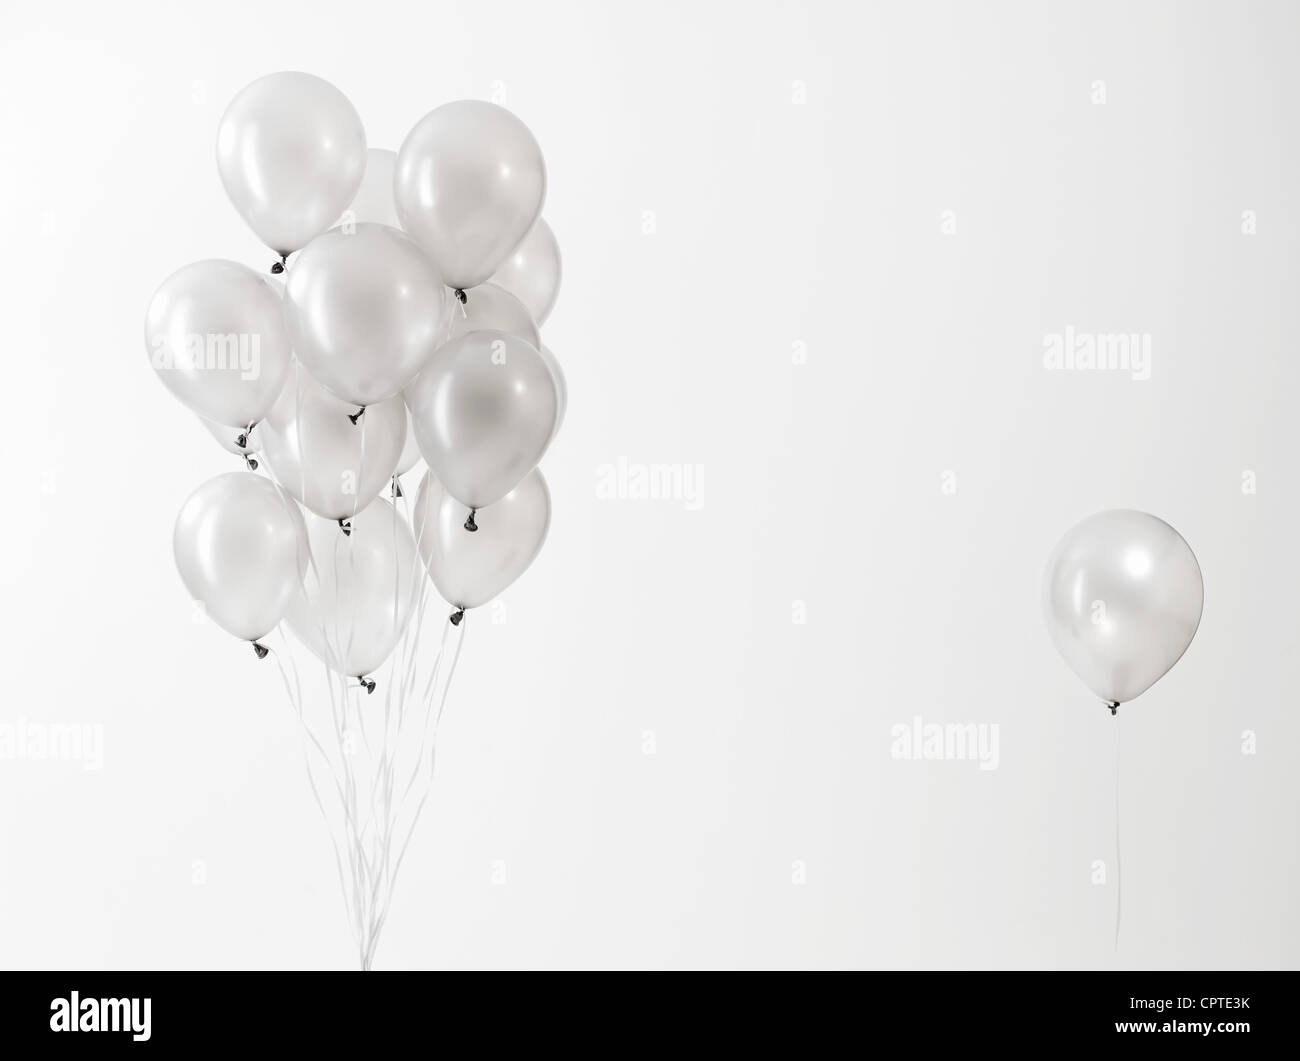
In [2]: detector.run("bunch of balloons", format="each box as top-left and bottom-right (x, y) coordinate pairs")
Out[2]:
(147, 73), (567, 967)
(149, 72), (565, 672)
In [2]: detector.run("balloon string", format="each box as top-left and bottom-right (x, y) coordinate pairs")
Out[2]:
(359, 602), (452, 967)
(366, 616), (467, 968)
(365, 577), (440, 966)
(294, 361), (308, 521)
(362, 492), (432, 959)
(260, 476), (460, 969)
(272, 628), (359, 953)
(1114, 714), (1122, 951)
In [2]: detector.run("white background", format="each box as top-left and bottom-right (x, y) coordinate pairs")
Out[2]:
(1, 0), (1298, 969)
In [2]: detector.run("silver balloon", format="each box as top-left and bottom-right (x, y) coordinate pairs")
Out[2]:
(173, 472), (308, 643)
(444, 282), (539, 349)
(284, 223), (447, 406)
(538, 344), (567, 442)
(1042, 510), (1204, 706)
(216, 72), (366, 255)
(413, 468), (550, 610)
(285, 499), (417, 678)
(201, 416), (262, 458)
(489, 218), (561, 325)
(260, 365), (406, 521)
(406, 330), (558, 511)
(394, 100), (546, 290)
(146, 260), (291, 429)
(342, 147), (400, 228)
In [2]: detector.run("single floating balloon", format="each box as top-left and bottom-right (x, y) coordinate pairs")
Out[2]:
(1042, 510), (1204, 708)
(413, 468), (550, 610)
(285, 500), (418, 678)
(490, 218), (561, 326)
(285, 223), (447, 407)
(217, 72), (367, 255)
(260, 365), (406, 521)
(394, 100), (546, 290)
(146, 260), (291, 429)
(406, 329), (558, 511)
(173, 472), (308, 643)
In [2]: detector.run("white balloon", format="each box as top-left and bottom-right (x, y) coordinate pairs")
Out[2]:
(216, 72), (366, 255)
(538, 344), (567, 442)
(343, 148), (400, 228)
(260, 365), (406, 521)
(406, 330), (558, 512)
(394, 100), (546, 290)
(396, 284), (538, 481)
(414, 468), (550, 610)
(284, 224), (447, 407)
(1042, 510), (1204, 707)
(285, 500), (417, 679)
(173, 472), (308, 644)
(443, 282), (539, 349)
(489, 218), (561, 326)
(145, 260), (291, 429)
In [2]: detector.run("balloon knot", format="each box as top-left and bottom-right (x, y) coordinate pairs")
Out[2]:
(348, 407), (366, 425)
(338, 518), (352, 537)
(357, 677), (376, 695)
(464, 508), (478, 532)
(270, 256), (286, 275)
(454, 288), (467, 305)
(449, 608), (465, 626)
(1107, 701), (1120, 716)
(235, 432), (248, 449)
(243, 454), (258, 471)
(392, 476), (404, 498)
(251, 642), (270, 660)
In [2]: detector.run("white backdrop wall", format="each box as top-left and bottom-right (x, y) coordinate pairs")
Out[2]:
(1, 0), (1297, 968)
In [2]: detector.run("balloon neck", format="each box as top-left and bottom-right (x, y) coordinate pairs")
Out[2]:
(391, 476), (404, 498)
(270, 255), (287, 275)
(356, 676), (376, 695)
(454, 288), (467, 305)
(348, 406), (366, 425)
(243, 454), (258, 471)
(1106, 701), (1120, 716)
(251, 642), (270, 660)
(463, 508), (478, 533)
(338, 518), (352, 537)
(449, 608), (465, 626)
